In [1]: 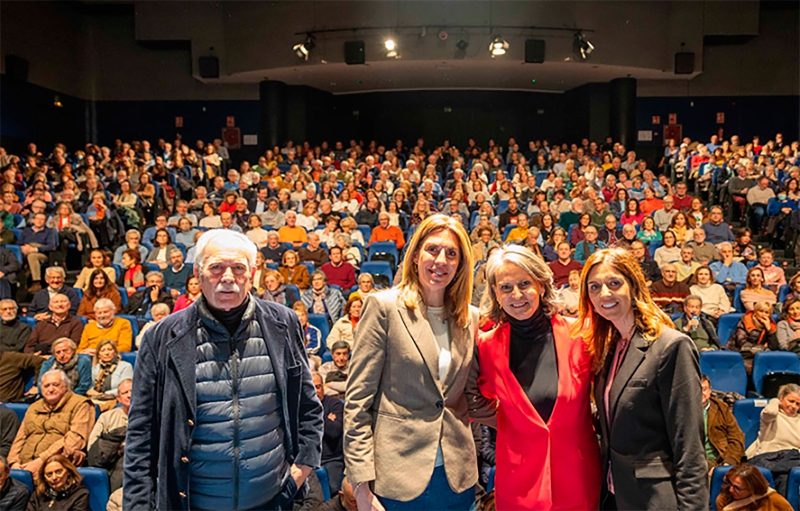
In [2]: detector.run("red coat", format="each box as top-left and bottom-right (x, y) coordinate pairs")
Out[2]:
(477, 315), (601, 510)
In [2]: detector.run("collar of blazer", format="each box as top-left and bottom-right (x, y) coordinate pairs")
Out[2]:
(603, 330), (651, 429)
(396, 297), (470, 397)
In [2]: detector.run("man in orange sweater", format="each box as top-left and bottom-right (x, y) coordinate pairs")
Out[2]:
(368, 212), (405, 250)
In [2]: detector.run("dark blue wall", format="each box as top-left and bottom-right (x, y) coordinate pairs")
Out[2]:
(636, 95), (800, 147)
(2, 73), (798, 167)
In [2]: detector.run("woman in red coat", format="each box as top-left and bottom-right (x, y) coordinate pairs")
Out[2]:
(477, 244), (601, 510)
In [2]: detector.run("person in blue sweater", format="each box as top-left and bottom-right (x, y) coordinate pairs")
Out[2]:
(701, 206), (735, 244)
(765, 188), (798, 241)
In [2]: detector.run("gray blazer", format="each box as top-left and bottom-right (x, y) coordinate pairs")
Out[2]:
(594, 327), (708, 510)
(344, 288), (495, 501)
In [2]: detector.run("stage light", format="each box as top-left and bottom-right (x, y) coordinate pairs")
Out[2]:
(489, 37), (509, 56)
(293, 34), (315, 60)
(384, 38), (398, 58)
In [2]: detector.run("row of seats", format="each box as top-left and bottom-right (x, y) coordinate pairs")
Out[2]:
(483, 464), (799, 511)
(9, 465), (334, 511)
(700, 350), (800, 396)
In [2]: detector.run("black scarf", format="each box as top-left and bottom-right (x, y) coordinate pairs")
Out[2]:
(54, 355), (80, 390)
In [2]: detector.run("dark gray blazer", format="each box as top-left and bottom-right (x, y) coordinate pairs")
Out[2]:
(594, 327), (708, 510)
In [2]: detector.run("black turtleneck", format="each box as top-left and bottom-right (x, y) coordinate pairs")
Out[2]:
(508, 306), (558, 423)
(206, 295), (250, 336)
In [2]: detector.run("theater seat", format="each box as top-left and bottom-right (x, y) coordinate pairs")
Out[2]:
(787, 467), (800, 511)
(710, 465), (774, 511)
(752, 351), (800, 395)
(78, 467), (110, 511)
(307, 313), (330, 352)
(4, 403), (29, 423)
(699, 351), (747, 396)
(733, 398), (768, 449)
(117, 314), (140, 340)
(717, 313), (743, 346)
(121, 351), (137, 369)
(315, 467), (331, 501)
(10, 469), (33, 492)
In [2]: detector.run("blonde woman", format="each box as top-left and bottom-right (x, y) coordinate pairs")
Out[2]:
(345, 214), (495, 510)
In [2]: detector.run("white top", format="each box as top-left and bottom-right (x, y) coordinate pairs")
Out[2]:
(427, 305), (450, 468)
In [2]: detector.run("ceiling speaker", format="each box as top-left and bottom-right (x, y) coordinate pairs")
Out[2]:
(345, 41), (365, 65)
(525, 40), (546, 64)
(674, 52), (695, 75)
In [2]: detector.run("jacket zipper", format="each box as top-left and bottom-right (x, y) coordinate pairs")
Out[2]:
(230, 335), (240, 510)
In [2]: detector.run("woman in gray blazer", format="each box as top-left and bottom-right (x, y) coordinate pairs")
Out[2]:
(345, 214), (495, 511)
(572, 247), (708, 510)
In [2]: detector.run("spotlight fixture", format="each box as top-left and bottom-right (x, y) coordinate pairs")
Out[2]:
(456, 39), (469, 51)
(384, 38), (398, 58)
(489, 37), (509, 57)
(292, 34), (315, 60)
(574, 32), (594, 60)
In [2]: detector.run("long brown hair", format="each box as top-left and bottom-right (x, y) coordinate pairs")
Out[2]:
(570, 247), (674, 373)
(85, 268), (114, 299)
(398, 214), (473, 328)
(35, 454), (82, 496)
(717, 463), (770, 509)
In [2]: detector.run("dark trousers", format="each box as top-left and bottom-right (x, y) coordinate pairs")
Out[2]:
(322, 459), (344, 495)
(379, 465), (475, 511)
(749, 449), (800, 496)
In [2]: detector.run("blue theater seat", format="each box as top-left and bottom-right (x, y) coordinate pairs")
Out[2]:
(315, 467), (332, 501)
(78, 467), (110, 511)
(752, 351), (800, 395)
(699, 351), (747, 396)
(10, 469), (33, 492)
(733, 398), (769, 449)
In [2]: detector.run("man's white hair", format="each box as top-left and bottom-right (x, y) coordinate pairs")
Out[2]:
(94, 297), (116, 312)
(194, 229), (257, 273)
(43, 369), (72, 390)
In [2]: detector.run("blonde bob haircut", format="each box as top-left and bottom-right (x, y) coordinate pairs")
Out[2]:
(570, 247), (674, 373)
(398, 214), (473, 328)
(481, 245), (559, 323)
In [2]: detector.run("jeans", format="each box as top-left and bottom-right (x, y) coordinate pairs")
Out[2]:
(751, 204), (767, 232)
(379, 465), (475, 511)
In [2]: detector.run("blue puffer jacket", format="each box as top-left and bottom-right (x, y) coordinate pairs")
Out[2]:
(190, 298), (288, 510)
(123, 296), (323, 511)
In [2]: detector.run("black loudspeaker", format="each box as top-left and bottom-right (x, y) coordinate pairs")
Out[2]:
(5, 55), (29, 82)
(345, 41), (365, 65)
(524, 39), (546, 63)
(674, 52), (695, 75)
(198, 56), (219, 78)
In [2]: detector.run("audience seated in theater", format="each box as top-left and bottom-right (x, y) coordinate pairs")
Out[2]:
(172, 275), (201, 312)
(701, 375), (745, 473)
(636, 216), (662, 245)
(318, 341), (350, 399)
(312, 372), (345, 497)
(335, 233), (361, 269)
(260, 231), (287, 264)
(38, 338), (91, 397)
(78, 299), (133, 355)
(674, 296), (723, 351)
(25, 294), (84, 356)
(162, 249), (191, 299)
(279, 250), (310, 290)
(733, 228), (758, 263)
(260, 269), (301, 309)
(141, 215), (176, 248)
(741, 267), (778, 312)
(293, 302), (322, 355)
(175, 217), (200, 250)
(710, 242), (748, 295)
(327, 296), (361, 351)
(631, 240), (661, 286)
(676, 245), (701, 283)
(113, 230), (148, 266)
(716, 463), (792, 511)
(144, 228), (179, 271)
(472, 226), (500, 263)
(87, 379), (131, 492)
(0, 453), (28, 510)
(650, 264), (691, 314)
(729, 301), (779, 374)
(298, 232), (330, 269)
(690, 267), (734, 320)
(574, 225), (606, 264)
(9, 370), (95, 478)
(654, 230), (682, 268)
(757, 248), (787, 294)
(557, 270), (580, 318)
(28, 267), (80, 319)
(686, 228), (717, 265)
(77, 269), (122, 320)
(746, 385), (800, 460)
(320, 246), (357, 291)
(120, 248), (144, 298)
(301, 271), (345, 327)
(18, 212), (58, 294)
(122, 271), (174, 320)
(0, 300), (31, 353)
(776, 298), (800, 354)
(278, 210), (307, 250)
(73, 249), (115, 292)
(26, 454), (90, 511)
(135, 303), (170, 349)
(86, 340), (133, 402)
